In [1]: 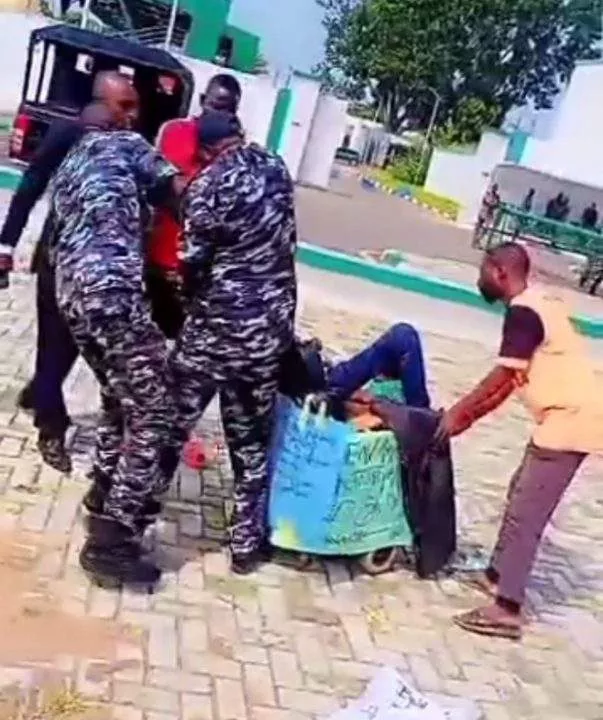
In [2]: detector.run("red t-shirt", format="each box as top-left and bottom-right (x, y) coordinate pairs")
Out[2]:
(148, 117), (202, 271)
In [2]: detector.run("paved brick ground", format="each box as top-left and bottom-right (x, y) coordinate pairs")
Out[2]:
(0, 194), (602, 720)
(0, 263), (602, 720)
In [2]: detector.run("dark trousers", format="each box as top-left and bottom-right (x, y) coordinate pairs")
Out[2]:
(32, 247), (79, 436)
(327, 323), (431, 408)
(490, 443), (586, 605)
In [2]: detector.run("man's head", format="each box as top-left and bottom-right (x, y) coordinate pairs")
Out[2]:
(200, 73), (242, 114)
(478, 242), (530, 305)
(197, 109), (243, 165)
(92, 71), (140, 130)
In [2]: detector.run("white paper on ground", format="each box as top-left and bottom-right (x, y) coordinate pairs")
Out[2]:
(326, 666), (481, 720)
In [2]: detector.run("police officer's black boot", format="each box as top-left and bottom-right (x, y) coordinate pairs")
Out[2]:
(82, 469), (162, 526)
(80, 515), (161, 590)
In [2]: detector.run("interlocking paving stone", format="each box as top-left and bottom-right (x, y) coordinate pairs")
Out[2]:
(0, 198), (601, 720)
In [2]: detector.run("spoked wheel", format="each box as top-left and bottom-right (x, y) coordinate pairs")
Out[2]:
(357, 547), (399, 575)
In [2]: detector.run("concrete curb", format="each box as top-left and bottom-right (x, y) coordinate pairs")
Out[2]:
(1, 165), (601, 338)
(359, 175), (458, 222)
(297, 242), (603, 339)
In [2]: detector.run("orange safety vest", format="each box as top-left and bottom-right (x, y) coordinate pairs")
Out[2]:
(148, 117), (202, 272)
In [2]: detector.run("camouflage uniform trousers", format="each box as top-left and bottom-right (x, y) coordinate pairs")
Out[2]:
(166, 305), (289, 557)
(60, 290), (172, 531)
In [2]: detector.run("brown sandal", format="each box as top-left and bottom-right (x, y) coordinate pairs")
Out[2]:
(454, 608), (522, 641)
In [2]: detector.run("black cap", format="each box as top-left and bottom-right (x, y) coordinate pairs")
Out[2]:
(198, 110), (242, 148)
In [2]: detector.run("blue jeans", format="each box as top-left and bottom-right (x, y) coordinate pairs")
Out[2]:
(327, 323), (430, 408)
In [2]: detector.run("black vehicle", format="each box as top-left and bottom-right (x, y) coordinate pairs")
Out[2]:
(10, 24), (194, 163)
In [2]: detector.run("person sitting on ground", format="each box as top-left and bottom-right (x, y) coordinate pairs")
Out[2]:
(279, 323), (431, 412)
(436, 241), (602, 641)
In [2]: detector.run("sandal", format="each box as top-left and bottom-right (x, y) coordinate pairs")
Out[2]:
(454, 607), (522, 641)
(457, 572), (497, 598)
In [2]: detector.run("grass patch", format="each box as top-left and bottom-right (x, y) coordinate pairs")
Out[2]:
(369, 169), (461, 221)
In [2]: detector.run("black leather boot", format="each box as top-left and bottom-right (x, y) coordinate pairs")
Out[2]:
(80, 515), (161, 590)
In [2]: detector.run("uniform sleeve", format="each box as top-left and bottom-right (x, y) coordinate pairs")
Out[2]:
(180, 172), (222, 291)
(0, 121), (81, 253)
(497, 305), (545, 369)
(130, 133), (178, 191)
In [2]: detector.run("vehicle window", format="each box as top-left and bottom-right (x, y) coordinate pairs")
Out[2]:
(157, 74), (176, 96)
(76, 53), (94, 74)
(25, 40), (55, 104)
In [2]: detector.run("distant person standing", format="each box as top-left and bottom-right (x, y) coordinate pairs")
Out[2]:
(521, 188), (535, 212)
(581, 202), (598, 230)
(545, 193), (564, 220)
(472, 183), (501, 249)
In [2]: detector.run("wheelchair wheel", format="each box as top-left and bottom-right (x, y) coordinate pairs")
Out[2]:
(357, 547), (399, 575)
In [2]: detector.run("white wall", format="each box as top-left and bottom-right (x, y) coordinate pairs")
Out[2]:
(0, 12), (51, 113)
(298, 94), (348, 189)
(523, 61), (603, 188)
(278, 74), (320, 181)
(425, 131), (510, 224)
(177, 56), (278, 147)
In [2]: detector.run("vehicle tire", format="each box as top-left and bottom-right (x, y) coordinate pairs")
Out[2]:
(357, 547), (399, 575)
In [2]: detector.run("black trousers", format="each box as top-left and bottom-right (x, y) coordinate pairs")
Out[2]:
(29, 253), (184, 437)
(33, 245), (79, 436)
(145, 265), (185, 341)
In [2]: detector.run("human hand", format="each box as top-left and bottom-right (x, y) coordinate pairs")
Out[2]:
(433, 406), (472, 447)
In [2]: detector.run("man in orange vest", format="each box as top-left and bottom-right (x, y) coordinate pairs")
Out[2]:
(436, 242), (602, 640)
(146, 74), (242, 339)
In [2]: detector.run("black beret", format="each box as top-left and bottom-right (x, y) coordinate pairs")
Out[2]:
(198, 109), (243, 148)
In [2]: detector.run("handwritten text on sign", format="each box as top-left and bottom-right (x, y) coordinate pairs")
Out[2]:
(323, 431), (412, 551)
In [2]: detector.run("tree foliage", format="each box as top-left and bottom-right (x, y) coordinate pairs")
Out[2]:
(316, 0), (602, 133)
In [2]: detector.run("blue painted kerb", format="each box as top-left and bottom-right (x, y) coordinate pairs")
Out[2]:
(1, 165), (602, 338)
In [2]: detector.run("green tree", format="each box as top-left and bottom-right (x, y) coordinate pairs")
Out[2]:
(317, 0), (602, 132)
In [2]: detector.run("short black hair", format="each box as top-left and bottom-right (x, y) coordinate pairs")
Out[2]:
(487, 242), (531, 278)
(206, 73), (242, 100)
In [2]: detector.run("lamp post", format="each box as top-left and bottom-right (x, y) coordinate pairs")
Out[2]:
(419, 86), (441, 169)
(164, 0), (179, 50)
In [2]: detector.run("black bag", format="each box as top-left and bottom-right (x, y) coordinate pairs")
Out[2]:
(372, 400), (457, 577)
(277, 337), (328, 400)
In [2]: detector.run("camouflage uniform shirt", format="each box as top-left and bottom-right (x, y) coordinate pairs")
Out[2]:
(181, 143), (298, 357)
(51, 130), (177, 311)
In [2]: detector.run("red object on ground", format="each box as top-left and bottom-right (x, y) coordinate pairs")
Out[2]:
(183, 437), (208, 470)
(148, 117), (203, 272)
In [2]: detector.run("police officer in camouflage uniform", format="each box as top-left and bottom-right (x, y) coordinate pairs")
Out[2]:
(165, 110), (298, 574)
(51, 121), (182, 587)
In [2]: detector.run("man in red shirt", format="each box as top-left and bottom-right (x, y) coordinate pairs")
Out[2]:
(146, 74), (242, 338)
